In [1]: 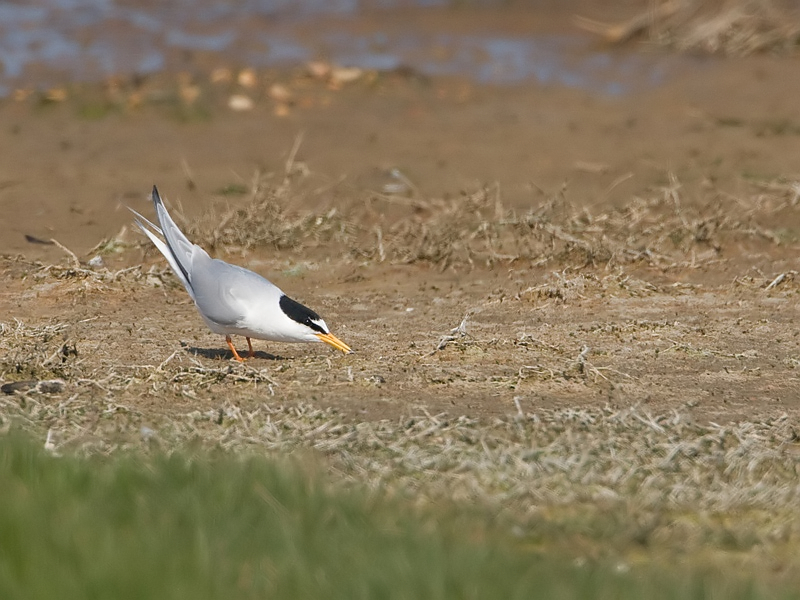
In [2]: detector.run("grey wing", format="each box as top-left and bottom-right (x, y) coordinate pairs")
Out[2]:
(151, 187), (201, 292)
(190, 258), (283, 327)
(130, 206), (196, 298)
(132, 187), (207, 302)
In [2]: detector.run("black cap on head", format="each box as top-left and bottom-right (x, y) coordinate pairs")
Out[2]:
(279, 295), (326, 333)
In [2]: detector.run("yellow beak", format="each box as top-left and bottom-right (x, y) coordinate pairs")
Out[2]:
(315, 332), (353, 354)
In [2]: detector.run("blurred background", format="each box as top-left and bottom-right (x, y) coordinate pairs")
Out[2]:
(2, 0), (800, 260)
(0, 0), (675, 95)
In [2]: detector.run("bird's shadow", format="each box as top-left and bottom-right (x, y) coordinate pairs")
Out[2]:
(182, 343), (285, 362)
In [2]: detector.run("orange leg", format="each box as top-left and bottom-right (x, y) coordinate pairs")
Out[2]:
(225, 335), (245, 362)
(246, 337), (255, 359)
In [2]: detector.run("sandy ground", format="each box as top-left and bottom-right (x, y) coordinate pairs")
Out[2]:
(2, 30), (800, 428)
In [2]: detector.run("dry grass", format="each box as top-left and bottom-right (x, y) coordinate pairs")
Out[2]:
(180, 170), (791, 272)
(578, 0), (800, 55)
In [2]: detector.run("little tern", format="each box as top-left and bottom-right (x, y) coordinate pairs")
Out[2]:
(131, 186), (352, 361)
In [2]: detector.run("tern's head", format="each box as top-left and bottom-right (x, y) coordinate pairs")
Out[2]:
(278, 295), (352, 353)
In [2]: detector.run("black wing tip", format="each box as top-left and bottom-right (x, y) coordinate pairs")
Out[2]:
(151, 185), (162, 204)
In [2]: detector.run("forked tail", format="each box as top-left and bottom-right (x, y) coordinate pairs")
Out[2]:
(129, 186), (197, 300)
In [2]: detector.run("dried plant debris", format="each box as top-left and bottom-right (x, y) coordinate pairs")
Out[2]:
(0, 320), (79, 381)
(578, 0), (800, 56)
(186, 186), (355, 252)
(182, 172), (788, 272)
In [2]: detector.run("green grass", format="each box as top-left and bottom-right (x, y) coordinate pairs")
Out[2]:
(0, 433), (794, 600)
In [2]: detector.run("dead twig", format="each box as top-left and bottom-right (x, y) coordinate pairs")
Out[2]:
(50, 238), (81, 270)
(433, 313), (471, 353)
(765, 271), (795, 291)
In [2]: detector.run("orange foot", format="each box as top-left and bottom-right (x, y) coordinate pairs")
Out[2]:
(225, 335), (245, 362)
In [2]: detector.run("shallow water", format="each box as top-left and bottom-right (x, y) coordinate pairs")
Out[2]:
(0, 0), (674, 95)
